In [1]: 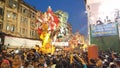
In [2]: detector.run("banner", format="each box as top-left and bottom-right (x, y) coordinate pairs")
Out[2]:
(91, 23), (118, 37)
(88, 45), (98, 60)
(4, 36), (42, 48)
(52, 42), (68, 46)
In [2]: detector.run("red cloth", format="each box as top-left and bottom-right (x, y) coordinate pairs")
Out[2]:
(47, 7), (59, 30)
(53, 14), (59, 26)
(88, 45), (98, 59)
(38, 28), (42, 34)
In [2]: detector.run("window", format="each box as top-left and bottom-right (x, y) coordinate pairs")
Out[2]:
(20, 16), (23, 22)
(22, 28), (25, 34)
(6, 24), (10, 31)
(14, 0), (18, 1)
(21, 7), (29, 17)
(12, 13), (17, 19)
(23, 9), (26, 13)
(7, 11), (17, 20)
(0, 23), (2, 30)
(32, 30), (36, 36)
(25, 18), (28, 25)
(21, 7), (24, 13)
(20, 27), (22, 34)
(25, 29), (27, 36)
(7, 11), (11, 18)
(20, 27), (26, 36)
(30, 30), (32, 36)
(20, 16), (28, 25)
(11, 25), (15, 32)
(30, 30), (36, 37)
(30, 22), (35, 27)
(0, 8), (3, 16)
(0, 1), (4, 7)
(20, 27), (26, 35)
(8, 0), (18, 9)
(22, 7), (28, 14)
(31, 12), (35, 18)
(12, 3), (17, 8)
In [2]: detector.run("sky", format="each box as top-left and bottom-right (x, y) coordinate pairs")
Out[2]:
(24, 0), (88, 36)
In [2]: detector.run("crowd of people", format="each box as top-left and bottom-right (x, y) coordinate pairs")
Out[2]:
(0, 47), (120, 68)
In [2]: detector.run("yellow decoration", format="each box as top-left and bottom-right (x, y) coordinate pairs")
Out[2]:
(42, 33), (51, 47)
(70, 54), (73, 64)
(39, 44), (55, 54)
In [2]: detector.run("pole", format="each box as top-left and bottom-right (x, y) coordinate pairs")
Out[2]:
(83, 0), (91, 45)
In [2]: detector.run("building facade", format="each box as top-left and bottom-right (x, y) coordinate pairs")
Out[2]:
(0, 0), (73, 49)
(0, 0), (40, 49)
(85, 0), (120, 51)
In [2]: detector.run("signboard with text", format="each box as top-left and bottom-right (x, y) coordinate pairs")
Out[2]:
(91, 23), (118, 37)
(4, 36), (42, 48)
